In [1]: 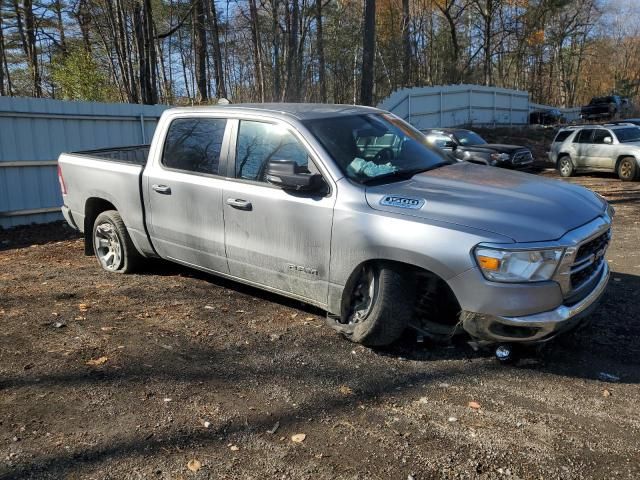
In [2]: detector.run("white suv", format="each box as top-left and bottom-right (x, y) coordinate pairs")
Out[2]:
(550, 124), (640, 181)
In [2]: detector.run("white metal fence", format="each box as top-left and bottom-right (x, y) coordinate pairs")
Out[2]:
(0, 97), (169, 228)
(378, 85), (579, 129)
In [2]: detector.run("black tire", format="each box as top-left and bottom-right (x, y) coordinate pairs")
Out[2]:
(328, 263), (414, 346)
(92, 210), (142, 274)
(557, 155), (574, 177)
(617, 157), (638, 182)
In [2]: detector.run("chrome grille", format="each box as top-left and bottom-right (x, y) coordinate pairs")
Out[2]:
(568, 229), (610, 297)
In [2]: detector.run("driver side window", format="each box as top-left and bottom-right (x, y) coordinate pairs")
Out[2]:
(235, 120), (310, 182)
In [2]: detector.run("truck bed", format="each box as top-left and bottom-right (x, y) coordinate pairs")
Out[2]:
(71, 145), (150, 165)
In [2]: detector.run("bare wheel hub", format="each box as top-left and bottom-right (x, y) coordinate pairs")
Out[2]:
(94, 222), (122, 271)
(347, 266), (377, 324)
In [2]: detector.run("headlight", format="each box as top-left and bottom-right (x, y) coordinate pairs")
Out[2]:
(490, 152), (510, 162)
(474, 247), (564, 283)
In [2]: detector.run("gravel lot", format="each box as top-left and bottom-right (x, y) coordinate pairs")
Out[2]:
(1, 170), (639, 479)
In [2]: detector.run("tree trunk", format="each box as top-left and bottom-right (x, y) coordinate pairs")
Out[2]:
(360, 0), (376, 106)
(0, 3), (5, 95)
(272, 0), (281, 100)
(401, 0), (411, 86)
(14, 0), (42, 97)
(54, 0), (67, 53)
(207, 0), (227, 99)
(315, 0), (326, 102)
(76, 0), (92, 52)
(285, 0), (300, 102)
(248, 0), (265, 102)
(193, 0), (208, 102)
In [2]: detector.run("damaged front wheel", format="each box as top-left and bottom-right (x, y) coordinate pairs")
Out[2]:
(328, 263), (414, 346)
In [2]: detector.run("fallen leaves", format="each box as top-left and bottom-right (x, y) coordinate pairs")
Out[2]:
(291, 433), (306, 443)
(468, 401), (481, 410)
(187, 459), (201, 472)
(86, 356), (108, 366)
(78, 303), (91, 312)
(338, 385), (353, 395)
(603, 389), (612, 397)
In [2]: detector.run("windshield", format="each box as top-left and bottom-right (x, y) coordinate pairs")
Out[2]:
(454, 130), (487, 146)
(614, 127), (640, 143)
(303, 113), (451, 184)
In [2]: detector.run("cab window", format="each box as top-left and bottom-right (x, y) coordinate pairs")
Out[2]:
(162, 118), (227, 175)
(235, 121), (311, 182)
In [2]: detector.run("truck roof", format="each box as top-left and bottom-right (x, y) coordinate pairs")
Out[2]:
(165, 103), (382, 121)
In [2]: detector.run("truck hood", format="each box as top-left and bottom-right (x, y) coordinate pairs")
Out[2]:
(464, 144), (529, 154)
(365, 162), (606, 243)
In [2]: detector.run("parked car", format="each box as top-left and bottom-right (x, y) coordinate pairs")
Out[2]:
(608, 118), (640, 127)
(580, 95), (622, 120)
(58, 104), (612, 356)
(549, 124), (640, 181)
(529, 108), (564, 125)
(422, 128), (534, 169)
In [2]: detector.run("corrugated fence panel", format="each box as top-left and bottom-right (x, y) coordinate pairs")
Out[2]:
(379, 85), (536, 130)
(0, 97), (170, 228)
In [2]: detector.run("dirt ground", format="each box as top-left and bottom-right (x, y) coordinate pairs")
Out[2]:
(1, 169), (639, 480)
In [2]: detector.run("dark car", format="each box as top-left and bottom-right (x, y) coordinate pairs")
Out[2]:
(580, 95), (622, 120)
(422, 128), (534, 169)
(530, 108), (564, 125)
(608, 118), (640, 127)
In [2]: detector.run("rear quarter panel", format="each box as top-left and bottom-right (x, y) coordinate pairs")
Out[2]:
(59, 154), (154, 256)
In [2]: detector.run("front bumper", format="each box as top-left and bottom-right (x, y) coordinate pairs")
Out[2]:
(461, 262), (609, 345)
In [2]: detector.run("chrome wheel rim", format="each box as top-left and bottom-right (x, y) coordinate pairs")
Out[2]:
(94, 222), (122, 271)
(348, 266), (377, 324)
(620, 161), (632, 179)
(560, 159), (571, 176)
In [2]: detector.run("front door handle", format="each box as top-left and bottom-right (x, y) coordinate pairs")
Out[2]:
(152, 184), (172, 195)
(226, 198), (252, 210)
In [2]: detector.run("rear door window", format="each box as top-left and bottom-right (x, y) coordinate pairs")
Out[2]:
(162, 118), (228, 175)
(574, 129), (594, 144)
(553, 130), (572, 143)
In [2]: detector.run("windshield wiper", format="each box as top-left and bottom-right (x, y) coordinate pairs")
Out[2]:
(361, 163), (446, 185)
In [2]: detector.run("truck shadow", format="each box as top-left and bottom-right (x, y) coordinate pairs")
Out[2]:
(0, 221), (80, 252)
(141, 259), (640, 383)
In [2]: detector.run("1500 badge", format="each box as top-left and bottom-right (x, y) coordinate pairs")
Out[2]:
(380, 195), (425, 209)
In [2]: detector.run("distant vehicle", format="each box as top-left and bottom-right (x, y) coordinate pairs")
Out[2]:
(529, 108), (564, 125)
(422, 128), (534, 169)
(549, 124), (640, 181)
(57, 104), (613, 352)
(608, 118), (640, 127)
(580, 95), (622, 120)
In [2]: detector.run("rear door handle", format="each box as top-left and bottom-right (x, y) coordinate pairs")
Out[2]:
(152, 184), (171, 194)
(226, 198), (252, 210)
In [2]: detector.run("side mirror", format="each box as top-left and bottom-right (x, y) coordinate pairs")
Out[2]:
(266, 160), (324, 192)
(444, 140), (457, 150)
(603, 136), (613, 144)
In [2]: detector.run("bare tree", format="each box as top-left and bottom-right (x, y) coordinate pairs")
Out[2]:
(360, 0), (375, 105)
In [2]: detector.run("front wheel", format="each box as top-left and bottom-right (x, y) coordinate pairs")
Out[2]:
(328, 264), (414, 346)
(92, 210), (142, 274)
(617, 157), (638, 181)
(558, 156), (574, 177)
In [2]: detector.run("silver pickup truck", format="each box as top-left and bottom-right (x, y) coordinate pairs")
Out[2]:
(58, 104), (613, 353)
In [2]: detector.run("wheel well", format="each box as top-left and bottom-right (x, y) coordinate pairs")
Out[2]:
(84, 198), (117, 256)
(340, 260), (461, 333)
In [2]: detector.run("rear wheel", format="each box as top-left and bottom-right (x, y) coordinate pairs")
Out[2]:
(617, 157), (638, 181)
(558, 156), (574, 177)
(92, 210), (141, 274)
(328, 263), (413, 346)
